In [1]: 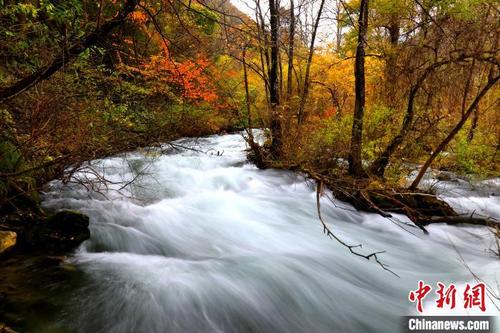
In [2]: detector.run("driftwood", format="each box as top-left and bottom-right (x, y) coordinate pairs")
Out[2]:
(419, 216), (498, 227)
(300, 167), (498, 233)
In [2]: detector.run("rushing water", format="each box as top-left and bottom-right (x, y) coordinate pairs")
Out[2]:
(40, 133), (499, 332)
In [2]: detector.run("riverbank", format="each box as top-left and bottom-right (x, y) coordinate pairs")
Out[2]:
(0, 210), (91, 332)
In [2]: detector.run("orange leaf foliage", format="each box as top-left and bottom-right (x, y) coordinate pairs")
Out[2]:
(143, 54), (219, 104)
(130, 10), (148, 24)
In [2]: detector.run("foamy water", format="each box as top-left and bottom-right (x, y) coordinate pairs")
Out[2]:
(41, 133), (500, 332)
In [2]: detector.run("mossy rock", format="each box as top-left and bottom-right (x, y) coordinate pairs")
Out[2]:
(19, 210), (90, 253)
(45, 211), (89, 234)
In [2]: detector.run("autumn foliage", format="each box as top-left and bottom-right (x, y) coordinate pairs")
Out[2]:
(0, 0), (498, 211)
(143, 54), (218, 104)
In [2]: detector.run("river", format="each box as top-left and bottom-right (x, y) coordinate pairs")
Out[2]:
(36, 132), (499, 332)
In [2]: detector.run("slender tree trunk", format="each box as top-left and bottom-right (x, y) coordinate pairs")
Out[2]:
(385, 14), (399, 108)
(243, 46), (264, 167)
(409, 73), (499, 190)
(368, 83), (418, 177)
(0, 0), (138, 104)
(243, 47), (254, 140)
(297, 0), (326, 124)
(256, 0), (270, 82)
(460, 60), (477, 142)
(255, 6), (270, 107)
(467, 106), (479, 142)
(336, 1), (342, 53)
(286, 0), (295, 99)
(388, 14), (399, 46)
(269, 0), (282, 157)
(277, 3), (284, 100)
(348, 0), (369, 177)
(369, 58), (456, 177)
(242, 47), (261, 156)
(279, 51), (284, 101)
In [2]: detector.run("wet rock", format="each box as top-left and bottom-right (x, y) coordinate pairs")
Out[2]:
(18, 210), (90, 252)
(0, 232), (16, 255)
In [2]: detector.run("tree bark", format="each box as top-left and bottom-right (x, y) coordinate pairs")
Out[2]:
(336, 1), (342, 53)
(409, 73), (499, 190)
(0, 0), (138, 104)
(286, 0), (295, 99)
(242, 46), (263, 167)
(467, 106), (479, 142)
(243, 47), (253, 136)
(369, 58), (457, 177)
(348, 0), (369, 177)
(269, 0), (282, 157)
(297, 0), (326, 124)
(385, 13), (399, 108)
(254, 2), (270, 107)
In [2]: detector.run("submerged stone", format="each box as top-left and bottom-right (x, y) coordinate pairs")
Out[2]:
(19, 210), (90, 252)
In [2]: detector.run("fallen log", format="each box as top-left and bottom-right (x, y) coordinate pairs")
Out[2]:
(299, 167), (498, 232)
(252, 151), (498, 233)
(419, 216), (499, 228)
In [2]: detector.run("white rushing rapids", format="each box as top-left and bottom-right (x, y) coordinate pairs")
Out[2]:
(42, 133), (500, 333)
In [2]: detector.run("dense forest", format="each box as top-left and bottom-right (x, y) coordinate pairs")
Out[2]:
(0, 0), (499, 331)
(1, 0), (498, 213)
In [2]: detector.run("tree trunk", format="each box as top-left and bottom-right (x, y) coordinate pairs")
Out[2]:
(254, 4), (270, 107)
(256, 0), (270, 85)
(286, 0), (295, 99)
(368, 83), (418, 177)
(269, 0), (282, 157)
(467, 106), (479, 142)
(0, 0), (138, 104)
(348, 0), (369, 178)
(462, 61), (478, 143)
(385, 14), (399, 108)
(410, 73), (499, 190)
(243, 47), (254, 137)
(297, 0), (326, 124)
(243, 46), (263, 167)
(369, 58), (457, 177)
(336, 1), (342, 53)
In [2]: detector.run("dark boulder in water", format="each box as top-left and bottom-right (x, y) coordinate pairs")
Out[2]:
(18, 211), (90, 252)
